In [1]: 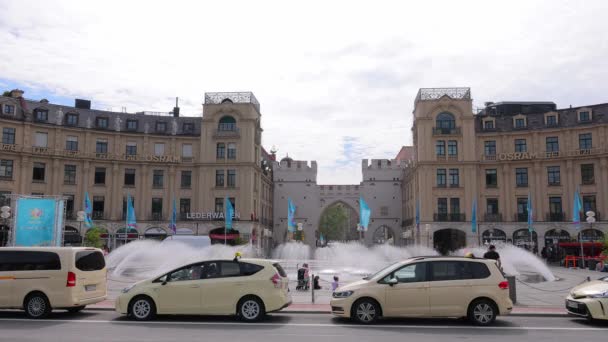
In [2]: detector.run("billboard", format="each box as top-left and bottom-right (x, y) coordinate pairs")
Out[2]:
(13, 197), (63, 246)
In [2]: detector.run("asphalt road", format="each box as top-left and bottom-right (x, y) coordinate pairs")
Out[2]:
(0, 310), (606, 342)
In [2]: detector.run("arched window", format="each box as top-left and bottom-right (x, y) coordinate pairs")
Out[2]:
(218, 116), (237, 131)
(436, 112), (455, 129)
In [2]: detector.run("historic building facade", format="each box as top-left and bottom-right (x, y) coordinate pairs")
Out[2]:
(402, 88), (608, 254)
(0, 89), (273, 249)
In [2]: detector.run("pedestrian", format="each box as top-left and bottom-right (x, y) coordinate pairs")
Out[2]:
(313, 275), (321, 290)
(102, 245), (109, 256)
(541, 246), (548, 261)
(331, 276), (339, 292)
(483, 244), (501, 268)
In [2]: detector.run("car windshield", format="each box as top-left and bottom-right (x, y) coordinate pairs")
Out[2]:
(363, 261), (402, 280)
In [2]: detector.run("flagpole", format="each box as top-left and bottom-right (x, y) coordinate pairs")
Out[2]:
(125, 194), (128, 246)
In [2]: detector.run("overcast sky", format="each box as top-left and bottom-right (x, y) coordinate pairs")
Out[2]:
(1, 0), (607, 184)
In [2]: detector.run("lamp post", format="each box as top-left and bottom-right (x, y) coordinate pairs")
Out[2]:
(76, 211), (85, 246)
(584, 211), (596, 269)
(425, 224), (431, 248)
(1, 206), (11, 246)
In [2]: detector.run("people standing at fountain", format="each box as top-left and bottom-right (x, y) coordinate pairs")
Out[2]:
(313, 275), (321, 290)
(332, 276), (339, 292)
(483, 245), (501, 268)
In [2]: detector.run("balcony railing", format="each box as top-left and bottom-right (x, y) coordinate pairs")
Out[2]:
(514, 213), (528, 222)
(213, 127), (240, 138)
(434, 213), (466, 222)
(546, 212), (566, 222)
(204, 92), (260, 112)
(432, 127), (461, 135)
(150, 213), (163, 221)
(65, 211), (75, 220)
(484, 213), (502, 222)
(92, 211), (104, 220)
(402, 218), (414, 227)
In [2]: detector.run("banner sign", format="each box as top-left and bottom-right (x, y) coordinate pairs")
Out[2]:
(14, 198), (59, 246)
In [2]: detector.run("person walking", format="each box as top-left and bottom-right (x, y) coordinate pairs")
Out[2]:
(331, 276), (339, 292)
(483, 245), (501, 268)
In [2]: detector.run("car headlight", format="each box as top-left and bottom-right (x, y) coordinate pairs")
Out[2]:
(121, 284), (136, 294)
(589, 291), (608, 298)
(333, 291), (354, 298)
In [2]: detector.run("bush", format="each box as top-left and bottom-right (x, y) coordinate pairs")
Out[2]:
(84, 227), (104, 249)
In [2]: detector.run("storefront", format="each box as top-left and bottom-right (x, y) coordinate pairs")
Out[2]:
(0, 225), (9, 247)
(513, 229), (538, 252)
(482, 229), (507, 244)
(209, 227), (240, 245)
(114, 227), (139, 247)
(578, 229), (605, 242)
(144, 227), (168, 240)
(63, 226), (82, 246)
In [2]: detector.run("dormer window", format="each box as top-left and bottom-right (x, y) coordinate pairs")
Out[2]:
(514, 118), (526, 129)
(3, 104), (15, 115)
(96, 117), (109, 129)
(156, 121), (167, 133)
(126, 119), (138, 131)
(578, 111), (591, 122)
(218, 116), (237, 131)
(34, 109), (48, 122)
(65, 113), (79, 126)
(483, 120), (495, 130)
(183, 122), (194, 134)
(546, 115), (558, 126)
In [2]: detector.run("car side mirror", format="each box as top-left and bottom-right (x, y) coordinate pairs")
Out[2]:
(387, 278), (398, 286)
(162, 280), (167, 285)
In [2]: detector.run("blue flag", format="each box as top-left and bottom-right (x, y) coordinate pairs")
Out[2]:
(359, 196), (371, 232)
(320, 233), (325, 244)
(471, 198), (477, 233)
(84, 192), (93, 229)
(169, 198), (177, 234)
(415, 199), (420, 234)
(225, 197), (234, 231)
(126, 194), (137, 229)
(287, 198), (296, 232)
(572, 187), (583, 229)
(527, 192), (533, 233)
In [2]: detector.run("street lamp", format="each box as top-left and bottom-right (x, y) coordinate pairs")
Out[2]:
(583, 211), (596, 269)
(1, 206), (11, 246)
(76, 211), (85, 245)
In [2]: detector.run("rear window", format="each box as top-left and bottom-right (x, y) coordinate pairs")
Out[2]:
(273, 263), (287, 277)
(240, 262), (264, 276)
(0, 251), (61, 271)
(75, 251), (106, 271)
(430, 261), (490, 281)
(470, 262), (491, 279)
(219, 261), (241, 277)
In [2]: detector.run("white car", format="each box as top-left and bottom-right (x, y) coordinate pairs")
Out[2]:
(566, 276), (608, 320)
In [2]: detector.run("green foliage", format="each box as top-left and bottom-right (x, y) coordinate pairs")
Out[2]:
(84, 227), (103, 248)
(294, 230), (305, 241)
(2, 91), (10, 97)
(319, 204), (349, 240)
(603, 235), (608, 255)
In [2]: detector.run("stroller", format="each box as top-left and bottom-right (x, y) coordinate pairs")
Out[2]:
(296, 266), (310, 291)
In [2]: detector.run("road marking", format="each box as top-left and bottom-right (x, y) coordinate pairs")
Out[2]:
(0, 318), (605, 331)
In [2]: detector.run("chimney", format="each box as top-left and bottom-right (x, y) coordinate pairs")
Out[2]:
(75, 99), (91, 109)
(10, 89), (24, 98)
(173, 97), (180, 117)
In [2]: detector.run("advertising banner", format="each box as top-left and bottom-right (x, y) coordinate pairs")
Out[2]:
(14, 198), (58, 246)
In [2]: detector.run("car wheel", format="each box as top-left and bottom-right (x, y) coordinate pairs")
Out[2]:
(129, 297), (156, 321)
(352, 299), (379, 324)
(468, 299), (497, 326)
(67, 306), (86, 314)
(24, 293), (51, 319)
(238, 297), (265, 322)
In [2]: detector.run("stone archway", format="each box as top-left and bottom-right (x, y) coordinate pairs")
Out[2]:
(317, 200), (359, 242)
(372, 225), (395, 245)
(434, 228), (466, 255)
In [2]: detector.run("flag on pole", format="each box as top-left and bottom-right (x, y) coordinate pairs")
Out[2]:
(415, 199), (420, 234)
(572, 187), (583, 229)
(169, 198), (177, 234)
(126, 194), (137, 229)
(84, 192), (93, 229)
(287, 198), (296, 232)
(320, 233), (325, 245)
(471, 198), (477, 233)
(527, 192), (534, 233)
(225, 197), (234, 231)
(359, 196), (371, 232)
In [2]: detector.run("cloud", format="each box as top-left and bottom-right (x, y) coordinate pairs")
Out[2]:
(1, 0), (607, 184)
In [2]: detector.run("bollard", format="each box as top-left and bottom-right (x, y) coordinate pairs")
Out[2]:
(311, 274), (315, 303)
(506, 275), (517, 304)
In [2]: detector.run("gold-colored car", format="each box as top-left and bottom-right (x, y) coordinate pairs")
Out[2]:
(331, 256), (512, 325)
(116, 258), (291, 321)
(566, 276), (608, 320)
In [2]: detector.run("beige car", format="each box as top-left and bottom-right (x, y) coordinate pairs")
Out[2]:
(331, 256), (512, 325)
(0, 247), (107, 318)
(566, 276), (608, 320)
(116, 258), (291, 321)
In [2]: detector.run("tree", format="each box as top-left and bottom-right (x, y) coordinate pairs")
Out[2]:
(2, 91), (10, 97)
(318, 204), (349, 241)
(84, 227), (103, 248)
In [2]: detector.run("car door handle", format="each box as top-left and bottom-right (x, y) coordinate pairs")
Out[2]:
(190, 285), (200, 288)
(234, 283), (245, 286)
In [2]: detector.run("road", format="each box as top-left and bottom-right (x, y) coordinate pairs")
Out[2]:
(0, 310), (606, 342)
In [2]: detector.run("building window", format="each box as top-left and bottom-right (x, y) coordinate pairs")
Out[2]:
(579, 133), (592, 150)
(484, 120), (494, 129)
(0, 160), (13, 178)
(92, 196), (104, 219)
(182, 144), (193, 159)
(96, 139), (108, 154)
(126, 142), (137, 156)
(579, 111), (591, 122)
(514, 139), (527, 153)
(152, 198), (163, 219)
(66, 136), (78, 151)
(583, 195), (596, 214)
(66, 113), (78, 126)
(154, 143), (165, 156)
(216, 170), (224, 187)
(181, 171), (192, 188)
(547, 166), (560, 186)
(549, 197), (563, 219)
(34, 132), (48, 147)
(180, 198), (191, 216)
(517, 198), (528, 221)
(216, 143), (226, 159)
(546, 137), (559, 153)
(218, 116), (237, 131)
(485, 169), (497, 188)
(435, 140), (445, 156)
(64, 165), (76, 185)
(436, 169), (446, 187)
(515, 168), (528, 187)
(34, 109), (48, 122)
(126, 119), (138, 131)
(449, 169), (459, 187)
(546, 115), (557, 126)
(447, 140), (457, 156)
(380, 206), (389, 216)
(437, 198), (448, 215)
(64, 194), (74, 218)
(156, 121), (167, 133)
(2, 128), (15, 144)
(450, 198), (460, 214)
(153, 170), (164, 188)
(124, 168), (136, 186)
(96, 117), (109, 129)
(215, 198), (224, 213)
(581, 164), (594, 185)
(227, 169), (236, 187)
(484, 141), (496, 156)
(94, 167), (106, 185)
(487, 199), (499, 215)
(3, 104), (15, 115)
(33, 162), (45, 181)
(514, 118), (526, 128)
(227, 143), (237, 159)
(436, 112), (455, 129)
(183, 123), (194, 134)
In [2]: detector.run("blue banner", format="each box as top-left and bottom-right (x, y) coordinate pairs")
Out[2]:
(527, 192), (534, 233)
(471, 198), (477, 233)
(359, 196), (371, 232)
(15, 198), (57, 246)
(225, 197), (234, 230)
(127, 194), (137, 229)
(287, 198), (296, 232)
(169, 197), (177, 233)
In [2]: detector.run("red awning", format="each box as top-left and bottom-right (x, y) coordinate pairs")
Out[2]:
(209, 233), (239, 240)
(558, 242), (604, 247)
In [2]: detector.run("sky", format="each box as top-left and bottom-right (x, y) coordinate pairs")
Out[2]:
(1, 0), (607, 184)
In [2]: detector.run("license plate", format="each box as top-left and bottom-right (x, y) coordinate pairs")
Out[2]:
(567, 300), (578, 309)
(85, 285), (96, 292)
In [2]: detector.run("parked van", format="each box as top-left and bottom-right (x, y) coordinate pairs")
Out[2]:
(0, 247), (107, 318)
